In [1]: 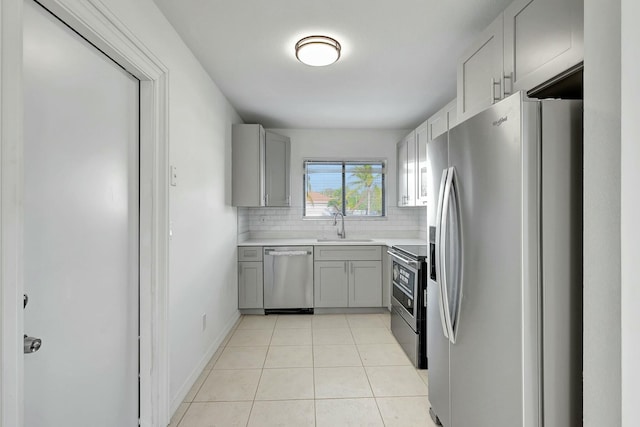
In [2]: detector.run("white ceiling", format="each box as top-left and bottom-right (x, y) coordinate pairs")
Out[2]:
(153, 0), (513, 129)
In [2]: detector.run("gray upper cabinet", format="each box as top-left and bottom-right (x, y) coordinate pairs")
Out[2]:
(428, 99), (458, 142)
(503, 0), (583, 94)
(458, 0), (583, 122)
(418, 98), (458, 206)
(397, 131), (417, 207)
(415, 120), (429, 206)
(232, 124), (291, 207)
(264, 131), (291, 207)
(457, 14), (505, 122)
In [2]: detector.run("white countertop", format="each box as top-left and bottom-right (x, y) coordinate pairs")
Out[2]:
(237, 237), (427, 247)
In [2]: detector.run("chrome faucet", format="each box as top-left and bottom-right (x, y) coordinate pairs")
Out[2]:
(333, 212), (346, 239)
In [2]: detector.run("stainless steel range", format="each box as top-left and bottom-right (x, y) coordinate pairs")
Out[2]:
(387, 244), (428, 369)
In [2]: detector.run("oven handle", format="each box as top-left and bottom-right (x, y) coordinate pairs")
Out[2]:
(386, 250), (420, 269)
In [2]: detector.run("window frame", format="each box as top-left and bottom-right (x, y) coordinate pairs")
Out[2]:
(303, 159), (386, 218)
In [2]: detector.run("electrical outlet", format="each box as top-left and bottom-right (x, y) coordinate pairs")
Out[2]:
(202, 313), (207, 331)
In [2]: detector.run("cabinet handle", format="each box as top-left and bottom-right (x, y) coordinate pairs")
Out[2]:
(491, 78), (502, 104)
(502, 73), (513, 98)
(344, 262), (347, 273)
(264, 194), (269, 206)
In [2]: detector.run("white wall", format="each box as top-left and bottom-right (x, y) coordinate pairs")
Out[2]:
(268, 128), (410, 208)
(621, 0), (640, 424)
(583, 0), (621, 425)
(98, 0), (243, 412)
(238, 128), (426, 240)
(238, 206), (426, 240)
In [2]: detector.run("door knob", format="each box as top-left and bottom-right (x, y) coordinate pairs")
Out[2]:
(24, 335), (42, 354)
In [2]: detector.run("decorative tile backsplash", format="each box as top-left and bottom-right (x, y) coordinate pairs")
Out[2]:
(237, 206), (427, 241)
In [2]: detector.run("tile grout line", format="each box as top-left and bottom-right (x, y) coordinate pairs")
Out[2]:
(349, 318), (385, 423)
(245, 314), (274, 427)
(173, 402), (190, 427)
(179, 314), (244, 425)
(202, 313), (410, 426)
(311, 322), (317, 427)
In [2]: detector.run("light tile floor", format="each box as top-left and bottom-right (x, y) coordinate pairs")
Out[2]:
(171, 313), (437, 427)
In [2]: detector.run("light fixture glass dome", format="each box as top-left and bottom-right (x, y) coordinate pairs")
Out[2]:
(295, 35), (341, 67)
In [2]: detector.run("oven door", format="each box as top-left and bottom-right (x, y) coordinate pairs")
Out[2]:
(389, 252), (419, 331)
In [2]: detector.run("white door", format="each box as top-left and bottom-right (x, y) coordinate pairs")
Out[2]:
(23, 1), (140, 425)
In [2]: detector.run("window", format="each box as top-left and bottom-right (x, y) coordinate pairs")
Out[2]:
(304, 160), (385, 217)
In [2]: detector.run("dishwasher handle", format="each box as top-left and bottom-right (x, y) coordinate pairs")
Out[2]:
(264, 249), (312, 256)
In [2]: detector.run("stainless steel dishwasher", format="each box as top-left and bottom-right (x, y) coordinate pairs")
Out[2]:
(263, 246), (314, 313)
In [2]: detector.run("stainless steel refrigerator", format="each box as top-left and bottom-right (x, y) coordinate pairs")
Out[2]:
(426, 92), (582, 427)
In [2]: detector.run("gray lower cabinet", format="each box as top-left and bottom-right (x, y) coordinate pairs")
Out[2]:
(238, 262), (263, 309)
(314, 261), (349, 307)
(237, 245), (383, 310)
(348, 261), (382, 307)
(238, 246), (263, 309)
(314, 246), (382, 308)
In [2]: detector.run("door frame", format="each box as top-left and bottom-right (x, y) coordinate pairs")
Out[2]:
(0, 0), (170, 426)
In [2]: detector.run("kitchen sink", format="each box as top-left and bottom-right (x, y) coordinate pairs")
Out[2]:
(316, 238), (374, 243)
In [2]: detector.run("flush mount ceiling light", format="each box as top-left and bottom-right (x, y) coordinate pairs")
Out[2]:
(295, 35), (341, 67)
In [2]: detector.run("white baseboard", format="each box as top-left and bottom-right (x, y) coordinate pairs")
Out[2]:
(169, 311), (241, 416)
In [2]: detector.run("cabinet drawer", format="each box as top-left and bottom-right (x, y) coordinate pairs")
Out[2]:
(314, 246), (381, 261)
(238, 246), (263, 262)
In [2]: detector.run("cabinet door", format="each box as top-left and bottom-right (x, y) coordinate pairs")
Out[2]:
(238, 262), (264, 309)
(416, 121), (429, 206)
(264, 131), (291, 206)
(446, 98), (458, 130)
(428, 107), (449, 142)
(405, 131), (417, 206)
(231, 124), (265, 207)
(382, 250), (392, 310)
(457, 14), (504, 122)
(503, 0), (583, 93)
(396, 138), (408, 207)
(397, 131), (416, 207)
(348, 261), (382, 307)
(314, 261), (349, 307)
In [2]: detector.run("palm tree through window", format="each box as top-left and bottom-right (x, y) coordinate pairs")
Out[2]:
(304, 160), (385, 217)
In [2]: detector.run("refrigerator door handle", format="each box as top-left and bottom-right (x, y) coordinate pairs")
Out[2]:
(440, 166), (459, 344)
(435, 168), (452, 340)
(447, 167), (464, 344)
